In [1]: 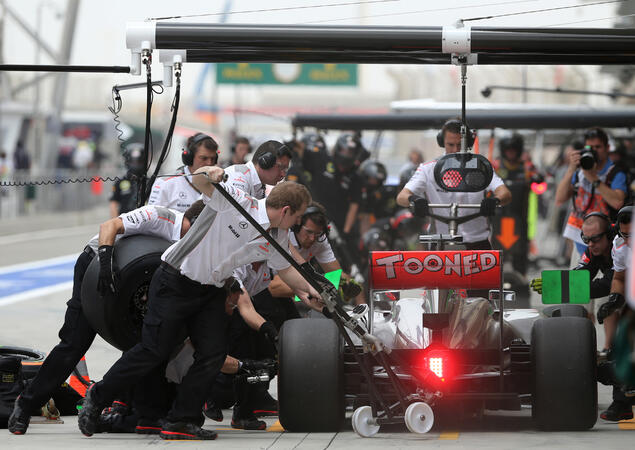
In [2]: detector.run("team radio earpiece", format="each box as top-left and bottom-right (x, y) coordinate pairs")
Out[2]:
(291, 206), (329, 240)
(582, 211), (616, 242)
(258, 143), (290, 170)
(436, 119), (476, 149)
(182, 132), (212, 166)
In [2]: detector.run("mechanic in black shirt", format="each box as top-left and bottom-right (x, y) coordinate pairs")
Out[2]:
(286, 134), (327, 189)
(358, 160), (399, 235)
(109, 143), (144, 217)
(304, 133), (366, 271)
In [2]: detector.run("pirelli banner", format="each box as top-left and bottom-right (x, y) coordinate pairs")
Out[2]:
(369, 251), (501, 290)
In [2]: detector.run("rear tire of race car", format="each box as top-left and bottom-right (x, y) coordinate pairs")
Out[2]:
(531, 317), (597, 430)
(81, 235), (171, 351)
(278, 318), (345, 432)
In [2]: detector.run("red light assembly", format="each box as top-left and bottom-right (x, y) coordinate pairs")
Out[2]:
(421, 350), (454, 385)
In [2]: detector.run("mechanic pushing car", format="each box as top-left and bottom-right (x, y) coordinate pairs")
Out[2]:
(8, 201), (204, 435)
(148, 132), (219, 212)
(77, 170), (321, 441)
(396, 118), (512, 250)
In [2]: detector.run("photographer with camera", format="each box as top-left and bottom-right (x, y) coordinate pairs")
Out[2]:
(556, 128), (628, 258)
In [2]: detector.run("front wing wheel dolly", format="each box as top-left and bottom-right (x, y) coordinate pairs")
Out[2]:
(404, 402), (434, 434)
(352, 406), (380, 437)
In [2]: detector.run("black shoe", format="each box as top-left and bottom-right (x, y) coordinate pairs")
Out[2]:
(8, 396), (30, 435)
(159, 421), (218, 440)
(203, 402), (223, 422)
(135, 418), (164, 435)
(78, 385), (102, 437)
(600, 401), (634, 422)
(231, 415), (267, 430)
(252, 392), (278, 417)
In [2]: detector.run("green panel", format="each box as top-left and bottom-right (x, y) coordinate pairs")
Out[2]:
(216, 63), (357, 86)
(541, 270), (590, 304)
(294, 269), (342, 302)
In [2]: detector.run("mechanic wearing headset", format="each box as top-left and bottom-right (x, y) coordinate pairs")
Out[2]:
(224, 139), (292, 200)
(148, 132), (219, 212)
(8, 201), (205, 435)
(78, 170), (321, 441)
(396, 118), (512, 250)
(597, 205), (635, 422)
(221, 136), (251, 168)
(531, 212), (615, 337)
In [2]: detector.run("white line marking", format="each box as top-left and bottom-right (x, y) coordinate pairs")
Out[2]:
(0, 281), (73, 307)
(0, 254), (79, 275)
(0, 224), (97, 246)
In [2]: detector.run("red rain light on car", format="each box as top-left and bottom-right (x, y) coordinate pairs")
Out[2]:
(428, 357), (444, 380)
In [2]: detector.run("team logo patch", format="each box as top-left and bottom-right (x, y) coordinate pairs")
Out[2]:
(239, 221), (248, 229)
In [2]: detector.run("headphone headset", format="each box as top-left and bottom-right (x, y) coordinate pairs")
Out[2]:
(258, 143), (290, 170)
(291, 206), (329, 239)
(436, 119), (476, 149)
(182, 132), (212, 166)
(582, 211), (616, 242)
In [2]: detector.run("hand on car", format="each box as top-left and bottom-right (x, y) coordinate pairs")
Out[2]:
(480, 197), (500, 217)
(408, 195), (429, 217)
(530, 278), (542, 294)
(597, 293), (625, 324)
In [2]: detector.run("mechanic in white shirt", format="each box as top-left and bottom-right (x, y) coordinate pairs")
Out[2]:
(598, 205), (634, 422)
(79, 167), (320, 441)
(396, 118), (511, 250)
(224, 139), (293, 200)
(148, 132), (219, 212)
(9, 202), (205, 435)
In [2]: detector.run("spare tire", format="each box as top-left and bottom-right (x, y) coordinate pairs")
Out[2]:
(278, 318), (345, 432)
(81, 235), (171, 351)
(0, 346), (46, 379)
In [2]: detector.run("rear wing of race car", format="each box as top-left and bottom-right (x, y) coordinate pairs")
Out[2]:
(369, 250), (502, 291)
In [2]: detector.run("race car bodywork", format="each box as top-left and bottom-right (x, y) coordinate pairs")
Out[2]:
(278, 249), (597, 435)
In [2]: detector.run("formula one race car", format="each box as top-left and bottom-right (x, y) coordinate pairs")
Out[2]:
(277, 153), (597, 436)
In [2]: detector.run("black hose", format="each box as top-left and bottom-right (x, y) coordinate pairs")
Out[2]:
(0, 64), (130, 73)
(137, 59), (153, 208)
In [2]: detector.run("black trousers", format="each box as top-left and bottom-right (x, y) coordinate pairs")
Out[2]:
(19, 249), (96, 410)
(91, 264), (228, 423)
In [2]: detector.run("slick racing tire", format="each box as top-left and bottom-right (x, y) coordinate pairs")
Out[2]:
(542, 304), (587, 318)
(278, 318), (345, 432)
(81, 235), (171, 351)
(0, 346), (46, 379)
(531, 317), (597, 430)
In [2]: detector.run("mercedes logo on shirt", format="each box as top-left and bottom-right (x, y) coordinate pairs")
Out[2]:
(239, 221), (248, 229)
(179, 191), (186, 199)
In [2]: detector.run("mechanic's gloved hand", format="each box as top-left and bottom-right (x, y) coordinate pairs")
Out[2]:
(339, 279), (362, 303)
(409, 195), (429, 217)
(239, 358), (277, 375)
(597, 293), (625, 324)
(259, 321), (278, 345)
(530, 278), (543, 294)
(97, 245), (119, 296)
(480, 197), (500, 217)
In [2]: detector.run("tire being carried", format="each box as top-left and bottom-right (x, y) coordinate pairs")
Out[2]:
(531, 317), (597, 430)
(81, 235), (171, 351)
(278, 318), (345, 432)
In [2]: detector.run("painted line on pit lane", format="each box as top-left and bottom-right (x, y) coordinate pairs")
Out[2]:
(0, 224), (96, 246)
(0, 253), (78, 274)
(439, 430), (460, 439)
(0, 281), (74, 307)
(618, 417), (635, 430)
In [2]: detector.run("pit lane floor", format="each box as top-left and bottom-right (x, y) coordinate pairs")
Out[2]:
(1, 212), (634, 448)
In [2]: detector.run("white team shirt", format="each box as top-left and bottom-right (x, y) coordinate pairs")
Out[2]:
(404, 159), (505, 243)
(290, 231), (336, 264)
(162, 183), (290, 286)
(233, 263), (273, 297)
(224, 160), (265, 200)
(148, 166), (201, 212)
(611, 235), (631, 273)
(87, 205), (184, 254)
